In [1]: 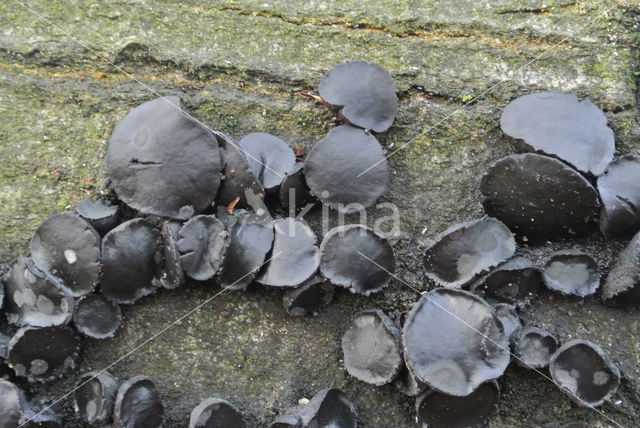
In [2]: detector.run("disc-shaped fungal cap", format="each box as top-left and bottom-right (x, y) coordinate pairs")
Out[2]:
(75, 199), (120, 235)
(73, 294), (122, 339)
(279, 163), (312, 214)
(159, 221), (185, 289)
(471, 257), (542, 305)
(603, 230), (640, 306)
(492, 304), (521, 341)
(189, 397), (245, 428)
(342, 310), (402, 385)
(501, 92), (614, 176)
(177, 215), (229, 281)
(299, 388), (357, 428)
(320, 224), (394, 295)
(597, 155), (640, 238)
(304, 125), (389, 213)
(2, 258), (74, 327)
(107, 96), (223, 219)
(218, 215), (274, 290)
(282, 276), (334, 317)
(423, 217), (516, 288)
(549, 339), (620, 407)
(257, 218), (320, 287)
(114, 376), (164, 428)
(542, 250), (600, 297)
(0, 381), (24, 428)
(481, 153), (600, 240)
(7, 326), (81, 382)
(74, 371), (119, 425)
(403, 289), (510, 396)
(101, 218), (162, 304)
(416, 381), (499, 428)
(319, 60), (397, 133)
(238, 133), (296, 191)
(30, 213), (101, 297)
(22, 397), (62, 428)
(511, 327), (557, 369)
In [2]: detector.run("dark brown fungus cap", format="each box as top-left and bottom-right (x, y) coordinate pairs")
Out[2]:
(113, 376), (164, 428)
(542, 250), (600, 297)
(2, 258), (74, 327)
(73, 294), (122, 339)
(549, 339), (620, 407)
(511, 327), (557, 369)
(416, 381), (499, 428)
(74, 371), (119, 425)
(7, 326), (81, 382)
(75, 199), (120, 236)
(159, 221), (185, 289)
(304, 125), (389, 213)
(107, 96), (223, 219)
(30, 213), (101, 297)
(492, 303), (521, 341)
(500, 92), (614, 176)
(189, 397), (245, 428)
(480, 153), (600, 240)
(597, 155), (640, 238)
(22, 397), (62, 428)
(298, 388), (357, 428)
(279, 163), (312, 214)
(341, 310), (402, 386)
(257, 218), (320, 288)
(100, 219), (162, 304)
(282, 276), (334, 317)
(319, 60), (397, 133)
(239, 133), (296, 191)
(423, 217), (516, 288)
(603, 230), (640, 306)
(471, 257), (542, 305)
(402, 289), (509, 396)
(177, 215), (229, 281)
(0, 380), (24, 428)
(320, 224), (394, 295)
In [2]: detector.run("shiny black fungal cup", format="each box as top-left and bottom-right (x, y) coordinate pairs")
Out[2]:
(75, 199), (120, 235)
(74, 371), (120, 425)
(177, 215), (229, 281)
(73, 294), (122, 339)
(113, 376), (165, 428)
(189, 397), (246, 428)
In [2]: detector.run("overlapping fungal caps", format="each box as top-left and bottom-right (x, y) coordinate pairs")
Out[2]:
(177, 215), (229, 281)
(423, 217), (516, 288)
(74, 371), (119, 425)
(271, 388), (357, 428)
(100, 218), (162, 304)
(549, 340), (620, 407)
(0, 380), (24, 428)
(481, 153), (600, 239)
(511, 327), (557, 369)
(492, 303), (521, 341)
(471, 257), (542, 305)
(7, 326), (81, 382)
(73, 294), (122, 339)
(189, 397), (246, 428)
(107, 96), (223, 220)
(416, 381), (499, 428)
(257, 218), (320, 287)
(304, 125), (389, 213)
(279, 163), (311, 213)
(2, 258), (74, 327)
(603, 230), (640, 306)
(30, 213), (101, 297)
(159, 221), (185, 289)
(282, 276), (334, 316)
(319, 224), (394, 295)
(22, 397), (62, 428)
(318, 60), (397, 133)
(238, 133), (296, 192)
(597, 155), (640, 238)
(402, 289), (510, 396)
(113, 376), (164, 428)
(500, 92), (614, 176)
(394, 365), (428, 397)
(75, 199), (120, 235)
(542, 250), (600, 297)
(341, 310), (403, 386)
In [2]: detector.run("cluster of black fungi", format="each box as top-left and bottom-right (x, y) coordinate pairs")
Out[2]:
(0, 61), (637, 427)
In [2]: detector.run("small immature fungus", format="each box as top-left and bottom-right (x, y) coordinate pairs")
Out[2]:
(597, 155), (640, 238)
(30, 213), (101, 297)
(320, 224), (394, 295)
(423, 217), (516, 288)
(73, 294), (122, 339)
(471, 257), (542, 305)
(239, 133), (296, 191)
(177, 215), (229, 281)
(75, 199), (120, 236)
(282, 276), (334, 317)
(542, 251), (600, 297)
(492, 303), (521, 341)
(279, 163), (312, 213)
(159, 221), (186, 289)
(549, 340), (620, 407)
(113, 376), (165, 428)
(189, 397), (246, 428)
(0, 380), (24, 428)
(74, 371), (120, 425)
(341, 310), (403, 386)
(603, 230), (640, 306)
(511, 327), (557, 369)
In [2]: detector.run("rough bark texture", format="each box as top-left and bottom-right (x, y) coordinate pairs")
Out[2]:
(1, 0), (639, 426)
